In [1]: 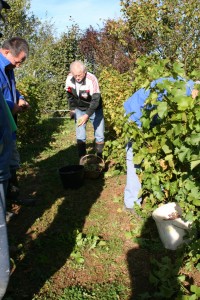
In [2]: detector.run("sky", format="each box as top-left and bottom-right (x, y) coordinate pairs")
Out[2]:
(30, 0), (122, 36)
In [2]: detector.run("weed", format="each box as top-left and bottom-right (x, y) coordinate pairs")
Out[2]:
(58, 282), (128, 300)
(69, 230), (107, 266)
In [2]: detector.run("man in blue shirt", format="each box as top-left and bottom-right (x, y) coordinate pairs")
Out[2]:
(123, 78), (195, 214)
(0, 37), (35, 206)
(0, 2), (15, 297)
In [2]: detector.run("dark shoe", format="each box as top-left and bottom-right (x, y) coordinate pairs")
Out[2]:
(7, 184), (20, 199)
(12, 198), (36, 206)
(95, 142), (104, 158)
(77, 141), (86, 159)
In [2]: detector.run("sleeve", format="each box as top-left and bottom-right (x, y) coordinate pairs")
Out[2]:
(85, 93), (101, 117)
(124, 88), (150, 126)
(65, 75), (76, 110)
(0, 75), (14, 110)
(85, 74), (101, 116)
(16, 89), (24, 101)
(186, 80), (195, 96)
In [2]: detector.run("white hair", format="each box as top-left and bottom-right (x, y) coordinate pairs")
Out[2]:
(70, 60), (87, 73)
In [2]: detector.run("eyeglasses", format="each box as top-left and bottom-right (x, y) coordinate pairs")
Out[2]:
(8, 51), (27, 67)
(72, 71), (86, 82)
(12, 56), (26, 66)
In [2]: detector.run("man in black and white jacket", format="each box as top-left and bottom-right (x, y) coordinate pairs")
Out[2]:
(65, 60), (105, 160)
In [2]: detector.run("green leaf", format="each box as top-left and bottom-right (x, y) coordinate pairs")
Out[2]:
(173, 61), (185, 76)
(125, 232), (133, 239)
(157, 101), (168, 118)
(133, 153), (145, 165)
(169, 181), (178, 196)
(195, 109), (200, 121)
(189, 134), (200, 146)
(176, 96), (194, 111)
(142, 117), (151, 129)
(162, 144), (171, 154)
(177, 146), (190, 162)
(165, 154), (174, 168)
(191, 160), (200, 170)
(190, 285), (200, 296)
(178, 274), (186, 282)
(77, 257), (84, 264)
(98, 241), (107, 247)
(192, 199), (200, 206)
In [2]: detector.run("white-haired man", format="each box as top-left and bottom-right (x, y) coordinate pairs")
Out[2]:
(65, 60), (105, 160)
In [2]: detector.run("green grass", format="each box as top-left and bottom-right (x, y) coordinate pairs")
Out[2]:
(5, 116), (192, 300)
(5, 117), (134, 299)
(32, 282), (128, 300)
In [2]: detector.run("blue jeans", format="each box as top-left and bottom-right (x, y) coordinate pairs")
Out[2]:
(75, 108), (104, 143)
(124, 142), (142, 209)
(10, 140), (20, 170)
(0, 181), (8, 213)
(0, 181), (10, 300)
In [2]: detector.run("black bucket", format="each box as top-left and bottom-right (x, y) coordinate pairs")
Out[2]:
(59, 165), (85, 189)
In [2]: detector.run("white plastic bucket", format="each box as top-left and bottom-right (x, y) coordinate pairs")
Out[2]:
(152, 202), (191, 250)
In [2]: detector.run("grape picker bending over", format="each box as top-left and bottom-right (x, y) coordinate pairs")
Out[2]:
(65, 60), (105, 160)
(123, 77), (197, 215)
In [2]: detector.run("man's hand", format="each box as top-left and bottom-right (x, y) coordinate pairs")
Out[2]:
(77, 114), (89, 126)
(12, 99), (30, 115)
(192, 89), (199, 99)
(18, 99), (30, 111)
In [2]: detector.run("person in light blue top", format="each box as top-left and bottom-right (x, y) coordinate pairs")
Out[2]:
(123, 78), (195, 214)
(123, 88), (150, 213)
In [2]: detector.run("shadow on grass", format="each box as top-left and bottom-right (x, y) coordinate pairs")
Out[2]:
(127, 216), (184, 300)
(5, 142), (105, 299)
(18, 117), (65, 163)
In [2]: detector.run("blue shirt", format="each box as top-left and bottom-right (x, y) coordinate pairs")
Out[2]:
(124, 78), (194, 127)
(0, 91), (12, 181)
(0, 52), (24, 139)
(124, 88), (150, 127)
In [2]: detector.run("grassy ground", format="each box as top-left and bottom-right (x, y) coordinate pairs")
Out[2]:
(4, 116), (195, 300)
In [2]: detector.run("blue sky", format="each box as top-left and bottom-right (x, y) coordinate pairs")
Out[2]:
(30, 0), (122, 35)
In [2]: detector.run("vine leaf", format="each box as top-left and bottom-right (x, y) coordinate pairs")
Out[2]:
(191, 160), (200, 170)
(157, 101), (168, 118)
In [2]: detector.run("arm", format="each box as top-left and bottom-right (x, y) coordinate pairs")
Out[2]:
(65, 76), (76, 110)
(85, 93), (101, 117)
(66, 90), (76, 110)
(85, 73), (102, 117)
(16, 89), (30, 111)
(78, 75), (102, 126)
(65, 76), (77, 119)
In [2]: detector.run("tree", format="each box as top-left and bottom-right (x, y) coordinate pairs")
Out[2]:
(3, 0), (39, 39)
(47, 25), (83, 110)
(121, 0), (200, 72)
(79, 19), (144, 74)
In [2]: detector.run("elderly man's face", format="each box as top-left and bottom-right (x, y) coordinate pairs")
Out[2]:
(71, 67), (86, 83)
